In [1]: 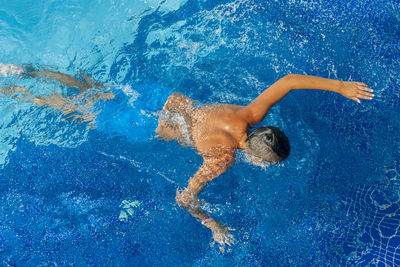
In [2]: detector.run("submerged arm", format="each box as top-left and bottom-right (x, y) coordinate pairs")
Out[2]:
(239, 74), (374, 125)
(176, 146), (235, 246)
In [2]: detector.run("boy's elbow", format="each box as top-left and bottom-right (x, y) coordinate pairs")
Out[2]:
(281, 74), (301, 89)
(282, 73), (300, 81)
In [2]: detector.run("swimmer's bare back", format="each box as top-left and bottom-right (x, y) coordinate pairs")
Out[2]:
(158, 74), (374, 247)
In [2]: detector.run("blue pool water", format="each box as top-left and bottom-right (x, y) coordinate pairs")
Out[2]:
(1, 0), (400, 265)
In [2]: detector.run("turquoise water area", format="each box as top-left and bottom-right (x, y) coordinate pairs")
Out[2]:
(0, 0), (399, 265)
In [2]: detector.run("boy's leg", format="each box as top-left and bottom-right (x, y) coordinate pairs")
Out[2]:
(1, 85), (56, 105)
(1, 64), (112, 127)
(0, 85), (89, 122)
(1, 85), (32, 99)
(1, 63), (104, 93)
(23, 66), (89, 92)
(30, 68), (106, 93)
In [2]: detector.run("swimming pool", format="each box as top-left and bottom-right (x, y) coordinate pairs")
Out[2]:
(0, 0), (399, 265)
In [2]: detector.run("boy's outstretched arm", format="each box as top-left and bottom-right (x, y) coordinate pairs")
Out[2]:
(175, 145), (236, 247)
(239, 74), (374, 125)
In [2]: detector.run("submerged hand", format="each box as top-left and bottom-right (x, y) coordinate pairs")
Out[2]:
(204, 219), (235, 247)
(340, 81), (374, 103)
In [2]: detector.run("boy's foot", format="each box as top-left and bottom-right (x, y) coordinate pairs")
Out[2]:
(0, 63), (25, 77)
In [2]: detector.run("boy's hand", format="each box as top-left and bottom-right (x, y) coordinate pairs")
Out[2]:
(203, 219), (235, 247)
(340, 81), (374, 103)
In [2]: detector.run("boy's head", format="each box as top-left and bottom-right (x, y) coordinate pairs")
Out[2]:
(245, 126), (290, 163)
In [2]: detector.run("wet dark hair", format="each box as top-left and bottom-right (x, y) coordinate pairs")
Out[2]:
(245, 126), (290, 163)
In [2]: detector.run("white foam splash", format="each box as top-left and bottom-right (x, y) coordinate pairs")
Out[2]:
(236, 150), (272, 169)
(119, 200), (141, 222)
(0, 63), (24, 77)
(98, 151), (178, 185)
(115, 84), (140, 107)
(158, 110), (193, 146)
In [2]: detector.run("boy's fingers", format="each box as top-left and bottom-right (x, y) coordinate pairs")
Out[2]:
(358, 85), (373, 92)
(357, 91), (374, 98)
(357, 90), (371, 95)
(357, 94), (372, 100)
(225, 235), (235, 246)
